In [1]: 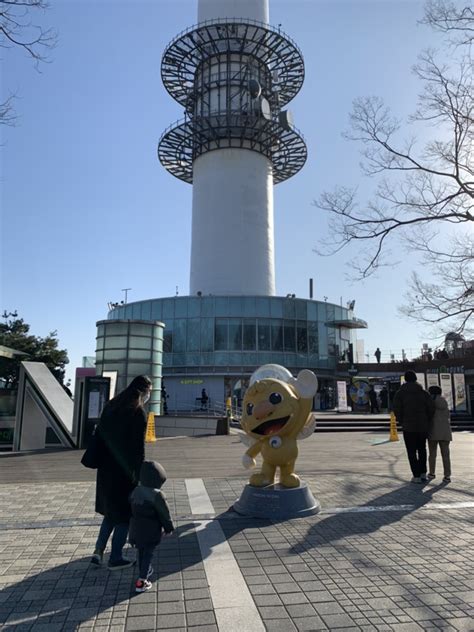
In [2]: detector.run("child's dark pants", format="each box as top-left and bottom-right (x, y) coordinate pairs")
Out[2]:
(138, 545), (155, 579)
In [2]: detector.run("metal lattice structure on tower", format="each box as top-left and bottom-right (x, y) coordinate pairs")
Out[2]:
(159, 18), (307, 184)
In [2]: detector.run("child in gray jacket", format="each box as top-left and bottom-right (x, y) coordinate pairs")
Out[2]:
(129, 461), (174, 592)
(427, 386), (452, 483)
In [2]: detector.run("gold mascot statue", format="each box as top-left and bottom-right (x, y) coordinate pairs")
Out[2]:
(240, 365), (318, 488)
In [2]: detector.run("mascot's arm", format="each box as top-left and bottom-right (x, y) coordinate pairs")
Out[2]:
(297, 413), (317, 440)
(242, 440), (262, 469)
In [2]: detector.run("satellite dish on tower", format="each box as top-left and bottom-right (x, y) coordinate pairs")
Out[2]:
(259, 97), (272, 120)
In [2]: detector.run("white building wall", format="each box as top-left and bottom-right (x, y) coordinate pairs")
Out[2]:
(198, 0), (269, 23)
(190, 149), (275, 296)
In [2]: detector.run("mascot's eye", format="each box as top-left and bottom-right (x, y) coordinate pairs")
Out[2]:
(269, 392), (282, 405)
(246, 403), (254, 415)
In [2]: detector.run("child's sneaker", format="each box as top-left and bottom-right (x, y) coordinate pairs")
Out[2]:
(90, 548), (103, 566)
(427, 473), (436, 480)
(411, 476), (422, 483)
(443, 476), (451, 483)
(135, 579), (152, 593)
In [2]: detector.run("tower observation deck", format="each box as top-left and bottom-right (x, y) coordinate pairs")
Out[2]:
(158, 0), (307, 297)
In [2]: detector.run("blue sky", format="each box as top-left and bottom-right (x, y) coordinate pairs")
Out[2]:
(2, 0), (450, 381)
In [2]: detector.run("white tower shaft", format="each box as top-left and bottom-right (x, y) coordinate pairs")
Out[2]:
(191, 0), (274, 296)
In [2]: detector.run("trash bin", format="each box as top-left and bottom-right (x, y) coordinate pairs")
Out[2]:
(216, 417), (229, 435)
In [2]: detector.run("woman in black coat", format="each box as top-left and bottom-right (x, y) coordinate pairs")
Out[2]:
(91, 375), (151, 570)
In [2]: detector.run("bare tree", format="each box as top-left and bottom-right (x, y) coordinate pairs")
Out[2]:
(315, 1), (473, 335)
(0, 0), (57, 125)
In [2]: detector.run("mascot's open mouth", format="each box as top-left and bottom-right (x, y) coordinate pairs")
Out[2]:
(252, 416), (290, 436)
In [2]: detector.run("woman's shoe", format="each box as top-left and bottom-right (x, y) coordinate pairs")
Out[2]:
(443, 476), (451, 483)
(108, 558), (135, 571)
(90, 548), (103, 566)
(427, 473), (436, 480)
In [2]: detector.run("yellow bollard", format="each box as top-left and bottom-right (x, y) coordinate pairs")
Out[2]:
(145, 411), (157, 443)
(389, 411), (399, 442)
(226, 396), (232, 421)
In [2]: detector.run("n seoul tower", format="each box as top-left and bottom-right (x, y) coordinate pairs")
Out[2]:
(159, 0), (307, 296)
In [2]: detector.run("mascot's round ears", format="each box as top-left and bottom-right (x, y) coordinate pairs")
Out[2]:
(289, 370), (318, 399)
(249, 365), (318, 399)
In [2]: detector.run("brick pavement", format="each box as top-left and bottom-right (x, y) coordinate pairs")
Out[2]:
(0, 432), (473, 631)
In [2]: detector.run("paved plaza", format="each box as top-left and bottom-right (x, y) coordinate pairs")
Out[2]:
(0, 431), (473, 632)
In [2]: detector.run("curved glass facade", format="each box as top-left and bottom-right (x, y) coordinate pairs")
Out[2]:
(96, 319), (164, 414)
(107, 296), (357, 375)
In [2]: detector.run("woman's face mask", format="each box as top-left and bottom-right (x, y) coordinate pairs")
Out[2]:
(142, 392), (151, 404)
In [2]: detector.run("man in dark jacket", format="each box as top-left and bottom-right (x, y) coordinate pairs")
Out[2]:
(393, 371), (436, 483)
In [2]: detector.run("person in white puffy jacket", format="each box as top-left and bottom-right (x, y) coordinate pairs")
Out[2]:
(427, 386), (452, 483)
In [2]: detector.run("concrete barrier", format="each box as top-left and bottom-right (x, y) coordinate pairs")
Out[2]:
(154, 415), (219, 437)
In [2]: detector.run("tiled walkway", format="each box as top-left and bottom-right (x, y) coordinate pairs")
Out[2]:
(0, 432), (473, 631)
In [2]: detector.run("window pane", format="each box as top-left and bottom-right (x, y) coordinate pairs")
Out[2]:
(307, 301), (318, 321)
(130, 324), (152, 336)
(283, 299), (295, 319)
(257, 319), (271, 351)
(162, 299), (174, 318)
(243, 297), (256, 316)
(129, 349), (152, 361)
(187, 318), (201, 351)
(151, 301), (162, 321)
(228, 318), (242, 350)
(295, 300), (307, 320)
(131, 303), (141, 319)
(163, 329), (173, 353)
(95, 351), (104, 362)
(243, 319), (256, 350)
(215, 319), (228, 350)
(105, 323), (128, 335)
(102, 362), (126, 374)
(104, 336), (128, 350)
(97, 324), (105, 337)
(270, 299), (283, 317)
(215, 297), (229, 316)
(308, 322), (318, 353)
(175, 299), (187, 317)
(152, 335), (163, 351)
(188, 298), (201, 317)
(141, 301), (152, 320)
(201, 318), (214, 351)
(271, 319), (284, 351)
(297, 321), (308, 352)
(229, 297), (243, 316)
(201, 297), (214, 316)
(96, 337), (104, 350)
(256, 297), (270, 317)
(284, 322), (296, 352)
(129, 336), (152, 350)
(173, 319), (186, 353)
(103, 349), (127, 361)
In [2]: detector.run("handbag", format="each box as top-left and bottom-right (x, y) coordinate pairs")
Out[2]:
(80, 425), (103, 469)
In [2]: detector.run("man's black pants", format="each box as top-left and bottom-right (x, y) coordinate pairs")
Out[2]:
(403, 431), (428, 477)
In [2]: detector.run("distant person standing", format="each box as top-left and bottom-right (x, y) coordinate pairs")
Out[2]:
(374, 347), (381, 363)
(379, 386), (389, 411)
(427, 386), (452, 483)
(201, 388), (209, 410)
(393, 371), (435, 483)
(368, 385), (379, 413)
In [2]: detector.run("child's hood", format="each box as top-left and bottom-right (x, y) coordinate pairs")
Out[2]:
(434, 395), (449, 411)
(139, 461), (167, 489)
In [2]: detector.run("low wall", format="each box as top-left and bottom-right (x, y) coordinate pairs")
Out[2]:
(154, 415), (219, 437)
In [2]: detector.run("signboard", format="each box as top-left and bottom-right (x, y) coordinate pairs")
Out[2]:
(337, 381), (349, 412)
(426, 373), (439, 390)
(453, 373), (467, 412)
(439, 373), (453, 410)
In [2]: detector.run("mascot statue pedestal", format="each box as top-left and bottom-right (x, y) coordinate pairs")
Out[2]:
(233, 481), (320, 520)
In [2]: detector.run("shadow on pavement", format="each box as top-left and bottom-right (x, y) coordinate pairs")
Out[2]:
(290, 481), (447, 554)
